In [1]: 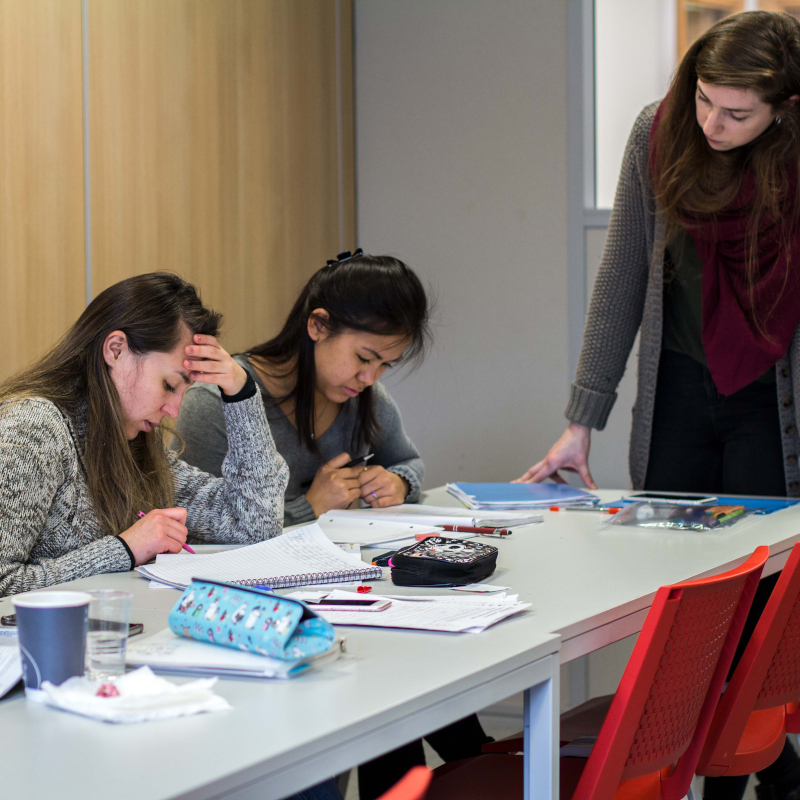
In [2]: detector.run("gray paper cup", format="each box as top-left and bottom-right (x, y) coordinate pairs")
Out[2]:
(12, 591), (91, 698)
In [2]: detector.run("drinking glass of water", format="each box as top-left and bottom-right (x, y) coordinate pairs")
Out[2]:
(86, 590), (132, 682)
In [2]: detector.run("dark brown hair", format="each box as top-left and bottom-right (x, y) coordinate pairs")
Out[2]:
(652, 11), (800, 327)
(0, 272), (221, 535)
(249, 253), (430, 453)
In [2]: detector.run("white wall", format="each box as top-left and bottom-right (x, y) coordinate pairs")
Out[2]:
(354, 0), (570, 489)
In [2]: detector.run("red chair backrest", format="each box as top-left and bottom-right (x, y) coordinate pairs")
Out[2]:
(697, 542), (800, 772)
(572, 547), (768, 800)
(376, 766), (432, 800)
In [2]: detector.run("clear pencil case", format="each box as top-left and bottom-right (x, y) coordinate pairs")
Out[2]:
(608, 502), (753, 531)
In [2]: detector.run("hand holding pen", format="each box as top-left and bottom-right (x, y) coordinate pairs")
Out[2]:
(119, 508), (193, 566)
(305, 452), (364, 517)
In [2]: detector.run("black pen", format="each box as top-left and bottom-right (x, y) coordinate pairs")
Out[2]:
(343, 453), (374, 469)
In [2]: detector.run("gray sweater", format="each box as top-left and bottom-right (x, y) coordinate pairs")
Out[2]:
(0, 391), (289, 596)
(174, 355), (425, 525)
(566, 103), (800, 495)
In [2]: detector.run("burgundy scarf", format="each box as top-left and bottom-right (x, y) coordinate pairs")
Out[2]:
(650, 103), (800, 395)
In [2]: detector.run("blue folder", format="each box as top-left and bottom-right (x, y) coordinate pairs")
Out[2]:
(447, 482), (597, 507)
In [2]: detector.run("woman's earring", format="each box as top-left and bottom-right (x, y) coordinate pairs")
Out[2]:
(776, 116), (783, 125)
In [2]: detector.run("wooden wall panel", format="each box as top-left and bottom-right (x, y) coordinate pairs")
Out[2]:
(88, 0), (356, 355)
(0, 0), (86, 381)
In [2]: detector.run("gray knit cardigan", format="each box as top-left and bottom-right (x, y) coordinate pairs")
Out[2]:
(0, 392), (289, 597)
(565, 102), (800, 495)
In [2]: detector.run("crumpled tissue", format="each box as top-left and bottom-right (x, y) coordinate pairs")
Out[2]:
(37, 666), (230, 723)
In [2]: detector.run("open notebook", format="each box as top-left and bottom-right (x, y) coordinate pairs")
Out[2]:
(137, 523), (382, 590)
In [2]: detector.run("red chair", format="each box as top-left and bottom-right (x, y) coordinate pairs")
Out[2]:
(426, 547), (769, 800)
(693, 542), (800, 781)
(377, 766), (432, 800)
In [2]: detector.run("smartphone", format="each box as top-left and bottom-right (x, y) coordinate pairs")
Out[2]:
(301, 454), (375, 490)
(343, 453), (374, 469)
(0, 614), (144, 637)
(629, 492), (718, 506)
(311, 598), (391, 612)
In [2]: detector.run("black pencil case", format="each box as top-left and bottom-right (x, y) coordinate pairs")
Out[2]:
(389, 536), (498, 587)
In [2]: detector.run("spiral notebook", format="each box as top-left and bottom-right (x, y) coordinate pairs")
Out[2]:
(137, 523), (382, 590)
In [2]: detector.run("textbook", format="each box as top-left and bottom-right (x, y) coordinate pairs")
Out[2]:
(447, 482), (597, 509)
(137, 523), (382, 590)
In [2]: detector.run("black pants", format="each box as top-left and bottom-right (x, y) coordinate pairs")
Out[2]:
(357, 714), (493, 800)
(645, 351), (798, 799)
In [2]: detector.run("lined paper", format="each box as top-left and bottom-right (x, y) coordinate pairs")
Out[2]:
(138, 524), (381, 589)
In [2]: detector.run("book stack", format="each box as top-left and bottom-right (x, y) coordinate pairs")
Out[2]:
(446, 482), (598, 510)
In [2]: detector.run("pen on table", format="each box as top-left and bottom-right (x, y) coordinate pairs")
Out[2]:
(440, 525), (512, 536)
(137, 511), (196, 554)
(549, 506), (621, 514)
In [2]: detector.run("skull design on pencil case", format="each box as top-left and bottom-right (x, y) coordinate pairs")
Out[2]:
(390, 537), (498, 587)
(168, 579), (335, 661)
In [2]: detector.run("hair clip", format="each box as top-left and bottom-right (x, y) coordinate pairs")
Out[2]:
(326, 248), (364, 267)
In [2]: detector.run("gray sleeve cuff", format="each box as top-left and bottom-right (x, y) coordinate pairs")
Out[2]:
(388, 464), (421, 503)
(565, 383), (618, 431)
(284, 494), (317, 526)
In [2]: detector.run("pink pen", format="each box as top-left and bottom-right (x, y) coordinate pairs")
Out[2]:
(137, 511), (195, 554)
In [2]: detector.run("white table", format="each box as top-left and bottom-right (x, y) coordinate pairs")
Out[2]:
(2, 486), (798, 800)
(413, 488), (800, 664)
(0, 551), (560, 800)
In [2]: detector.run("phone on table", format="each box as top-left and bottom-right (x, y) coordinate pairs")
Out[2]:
(0, 614), (144, 637)
(628, 492), (718, 506)
(308, 598), (391, 613)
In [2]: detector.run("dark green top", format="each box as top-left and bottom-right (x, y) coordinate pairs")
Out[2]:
(662, 227), (775, 385)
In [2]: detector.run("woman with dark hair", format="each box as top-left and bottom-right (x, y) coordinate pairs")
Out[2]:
(175, 251), (429, 524)
(0, 272), (289, 596)
(176, 251), (493, 800)
(518, 11), (800, 800)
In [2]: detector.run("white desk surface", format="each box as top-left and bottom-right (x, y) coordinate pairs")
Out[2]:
(0, 524), (560, 800)
(2, 485), (797, 800)
(419, 487), (800, 662)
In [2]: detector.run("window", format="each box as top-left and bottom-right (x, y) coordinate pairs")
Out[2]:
(594, 0), (800, 209)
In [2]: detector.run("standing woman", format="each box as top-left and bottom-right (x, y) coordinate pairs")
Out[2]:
(518, 11), (800, 800)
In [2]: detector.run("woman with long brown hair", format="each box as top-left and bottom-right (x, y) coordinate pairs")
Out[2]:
(518, 11), (800, 800)
(0, 272), (289, 596)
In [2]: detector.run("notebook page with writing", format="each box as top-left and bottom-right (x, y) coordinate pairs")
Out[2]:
(138, 523), (381, 589)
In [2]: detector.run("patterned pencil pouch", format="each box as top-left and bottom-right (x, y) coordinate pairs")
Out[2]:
(390, 536), (498, 586)
(168, 578), (336, 661)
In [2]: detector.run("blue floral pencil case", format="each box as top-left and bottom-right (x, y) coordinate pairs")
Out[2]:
(168, 578), (335, 661)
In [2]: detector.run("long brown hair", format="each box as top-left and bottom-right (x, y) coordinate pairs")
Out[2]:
(652, 11), (800, 326)
(0, 273), (221, 535)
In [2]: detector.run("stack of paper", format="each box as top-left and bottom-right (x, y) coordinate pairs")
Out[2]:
(326, 505), (543, 528)
(287, 589), (531, 634)
(148, 545), (247, 589)
(317, 515), (441, 549)
(0, 642), (21, 699)
(447, 482), (597, 510)
(137, 524), (382, 590)
(126, 628), (345, 679)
